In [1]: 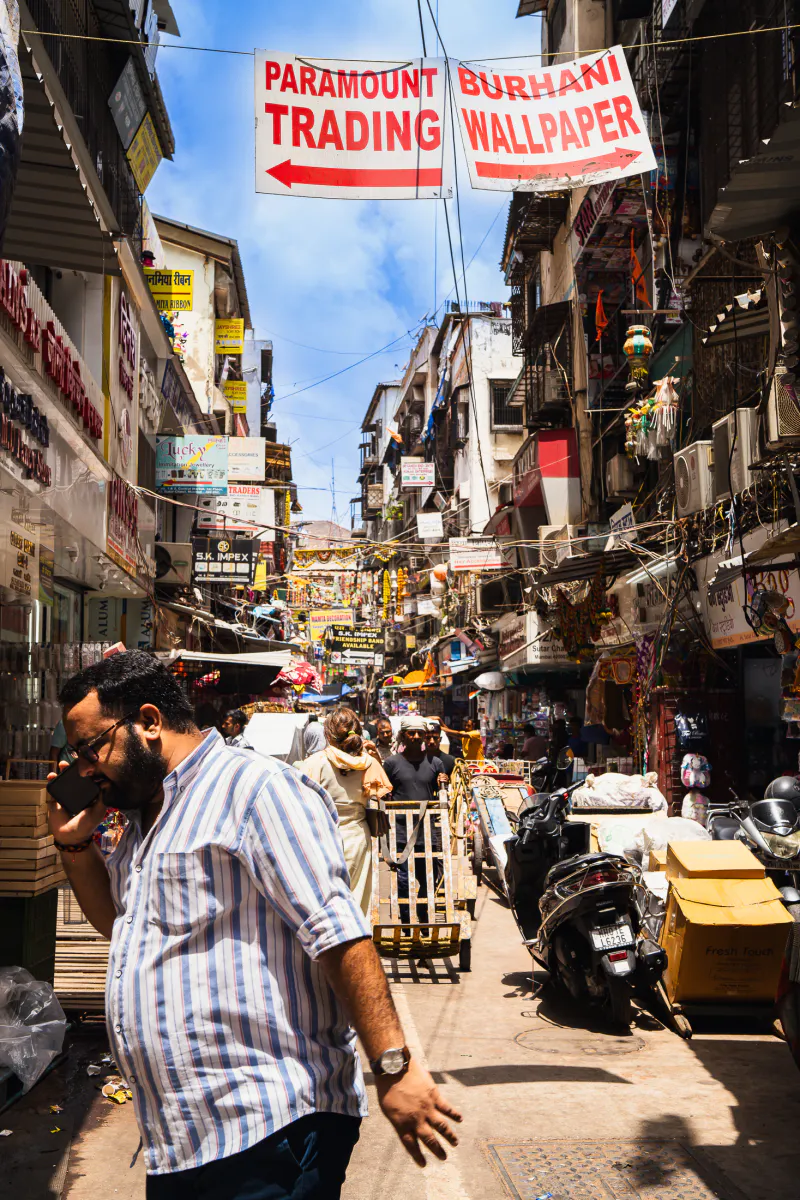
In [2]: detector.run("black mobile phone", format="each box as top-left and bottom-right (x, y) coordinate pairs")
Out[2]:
(46, 764), (101, 817)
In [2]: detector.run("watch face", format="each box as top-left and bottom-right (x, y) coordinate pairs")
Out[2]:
(381, 1048), (407, 1075)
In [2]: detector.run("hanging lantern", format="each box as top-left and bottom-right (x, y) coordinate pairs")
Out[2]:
(382, 569), (391, 620)
(622, 324), (653, 391)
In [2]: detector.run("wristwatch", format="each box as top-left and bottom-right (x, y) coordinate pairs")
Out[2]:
(370, 1046), (411, 1077)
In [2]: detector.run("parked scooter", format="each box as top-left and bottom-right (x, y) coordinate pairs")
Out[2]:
(503, 753), (666, 1026)
(707, 777), (800, 918)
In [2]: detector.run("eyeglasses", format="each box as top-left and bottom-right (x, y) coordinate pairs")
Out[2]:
(67, 712), (139, 763)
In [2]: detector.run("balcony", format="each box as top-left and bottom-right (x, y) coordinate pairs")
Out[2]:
(523, 302), (573, 430)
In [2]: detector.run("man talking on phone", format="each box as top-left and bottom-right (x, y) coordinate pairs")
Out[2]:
(48, 651), (461, 1198)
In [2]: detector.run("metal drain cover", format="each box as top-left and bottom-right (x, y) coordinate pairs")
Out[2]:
(487, 1140), (747, 1199)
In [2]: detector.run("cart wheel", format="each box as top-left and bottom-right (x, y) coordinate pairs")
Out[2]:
(674, 1013), (693, 1039)
(472, 828), (484, 886)
(459, 939), (472, 972)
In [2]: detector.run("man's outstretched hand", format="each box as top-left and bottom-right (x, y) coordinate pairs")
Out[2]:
(376, 1057), (462, 1167)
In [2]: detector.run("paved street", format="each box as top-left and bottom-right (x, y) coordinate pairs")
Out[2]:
(3, 882), (800, 1199)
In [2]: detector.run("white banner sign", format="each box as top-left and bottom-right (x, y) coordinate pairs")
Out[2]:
(197, 485), (276, 534)
(449, 537), (508, 572)
(416, 511), (444, 539)
(454, 47), (656, 192)
(401, 458), (436, 488)
(255, 52), (451, 199)
(228, 437), (266, 481)
(416, 597), (437, 616)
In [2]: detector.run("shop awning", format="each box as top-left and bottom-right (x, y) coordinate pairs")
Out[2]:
(4, 44), (121, 274)
(159, 649), (293, 668)
(701, 289), (770, 347)
(535, 548), (639, 588)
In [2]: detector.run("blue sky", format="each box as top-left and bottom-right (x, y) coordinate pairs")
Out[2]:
(149, 1), (541, 521)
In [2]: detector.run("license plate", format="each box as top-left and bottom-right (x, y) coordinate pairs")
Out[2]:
(591, 921), (634, 951)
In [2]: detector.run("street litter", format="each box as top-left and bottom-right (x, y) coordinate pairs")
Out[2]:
(86, 1064), (102, 1076)
(0, 1130), (11, 1137)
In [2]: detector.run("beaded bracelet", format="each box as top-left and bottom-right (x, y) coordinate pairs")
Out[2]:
(53, 834), (95, 856)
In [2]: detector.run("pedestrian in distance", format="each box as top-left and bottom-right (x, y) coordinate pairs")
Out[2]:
(425, 721), (456, 779)
(47, 652), (462, 1199)
(302, 711), (327, 756)
(221, 707), (252, 748)
(382, 715), (449, 923)
(296, 707), (391, 915)
(440, 716), (484, 761)
(370, 714), (395, 763)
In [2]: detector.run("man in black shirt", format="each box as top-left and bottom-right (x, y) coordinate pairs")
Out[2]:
(425, 721), (456, 779)
(382, 715), (448, 923)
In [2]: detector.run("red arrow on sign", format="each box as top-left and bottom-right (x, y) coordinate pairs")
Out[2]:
(475, 147), (642, 180)
(266, 159), (444, 190)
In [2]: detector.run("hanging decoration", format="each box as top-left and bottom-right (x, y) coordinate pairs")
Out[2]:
(552, 571), (613, 658)
(396, 567), (406, 602)
(624, 373), (678, 460)
(622, 323), (653, 393)
(382, 569), (391, 620)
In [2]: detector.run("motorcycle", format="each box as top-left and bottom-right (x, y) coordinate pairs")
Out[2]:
(707, 778), (800, 919)
(503, 755), (666, 1026)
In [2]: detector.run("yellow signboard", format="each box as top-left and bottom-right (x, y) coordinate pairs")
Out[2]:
(308, 608), (354, 642)
(223, 380), (248, 413)
(144, 268), (194, 312)
(126, 113), (163, 193)
(215, 319), (245, 355)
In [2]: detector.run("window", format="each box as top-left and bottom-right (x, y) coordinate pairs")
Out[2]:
(491, 381), (522, 429)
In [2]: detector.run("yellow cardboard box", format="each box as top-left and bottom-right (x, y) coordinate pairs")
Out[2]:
(648, 847), (667, 872)
(665, 840), (764, 881)
(660, 876), (792, 1004)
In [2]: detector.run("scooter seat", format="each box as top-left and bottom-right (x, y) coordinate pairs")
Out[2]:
(710, 817), (740, 841)
(544, 852), (621, 888)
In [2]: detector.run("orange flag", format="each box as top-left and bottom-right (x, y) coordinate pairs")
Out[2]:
(630, 228), (650, 307)
(595, 290), (610, 339)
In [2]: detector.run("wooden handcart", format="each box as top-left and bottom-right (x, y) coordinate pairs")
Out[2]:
(371, 788), (474, 971)
(451, 760), (533, 889)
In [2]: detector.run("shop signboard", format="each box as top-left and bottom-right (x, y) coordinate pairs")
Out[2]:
(196, 485), (275, 534)
(309, 607), (354, 641)
(0, 365), (51, 487)
(453, 46), (656, 193)
(228, 436), (266, 481)
(38, 544), (54, 606)
(155, 435), (228, 495)
(608, 502), (637, 542)
(108, 58), (146, 150)
(87, 596), (123, 642)
(223, 381), (248, 413)
(401, 457), (435, 488)
(449, 536), (508, 572)
(215, 319), (245, 355)
(0, 496), (38, 599)
(106, 474), (139, 576)
(192, 535), (254, 584)
(416, 597), (437, 616)
(693, 525), (800, 649)
(126, 112), (163, 192)
(144, 267), (194, 312)
(254, 52), (451, 200)
(496, 612), (527, 670)
(524, 611), (570, 667)
(416, 511), (443, 539)
(326, 624), (384, 667)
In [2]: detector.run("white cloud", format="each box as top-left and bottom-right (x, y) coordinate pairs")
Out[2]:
(150, 1), (541, 518)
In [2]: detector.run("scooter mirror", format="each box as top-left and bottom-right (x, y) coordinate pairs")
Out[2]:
(556, 747), (574, 771)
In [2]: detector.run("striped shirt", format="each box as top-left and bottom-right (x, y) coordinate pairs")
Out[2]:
(104, 729), (369, 1176)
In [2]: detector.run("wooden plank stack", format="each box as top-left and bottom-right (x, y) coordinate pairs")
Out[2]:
(54, 884), (109, 1012)
(0, 781), (65, 896)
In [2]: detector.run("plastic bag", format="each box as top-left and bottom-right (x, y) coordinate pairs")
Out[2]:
(572, 770), (668, 812)
(0, 967), (66, 1092)
(635, 815), (711, 864)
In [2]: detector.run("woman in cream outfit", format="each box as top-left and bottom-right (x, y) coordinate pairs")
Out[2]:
(296, 707), (391, 915)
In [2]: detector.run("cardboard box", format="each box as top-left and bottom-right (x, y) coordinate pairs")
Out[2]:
(648, 847), (667, 872)
(660, 876), (792, 1004)
(665, 840), (764, 881)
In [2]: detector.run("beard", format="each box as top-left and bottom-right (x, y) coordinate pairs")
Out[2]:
(101, 730), (169, 811)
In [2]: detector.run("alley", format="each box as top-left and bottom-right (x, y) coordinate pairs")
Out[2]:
(4, 883), (800, 1200)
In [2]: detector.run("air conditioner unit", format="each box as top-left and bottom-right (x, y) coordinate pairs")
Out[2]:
(765, 368), (800, 449)
(605, 454), (638, 500)
(498, 481), (514, 506)
(674, 441), (713, 517)
(538, 524), (585, 569)
(711, 408), (758, 501)
(154, 542), (192, 586)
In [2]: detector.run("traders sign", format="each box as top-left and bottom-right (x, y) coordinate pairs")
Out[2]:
(401, 457), (435, 488)
(215, 319), (245, 355)
(255, 52), (451, 200)
(155, 436), (228, 495)
(144, 268), (194, 312)
(192, 536), (254, 584)
(449, 536), (508, 572)
(326, 624), (384, 667)
(453, 46), (656, 193)
(197, 485), (275, 534)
